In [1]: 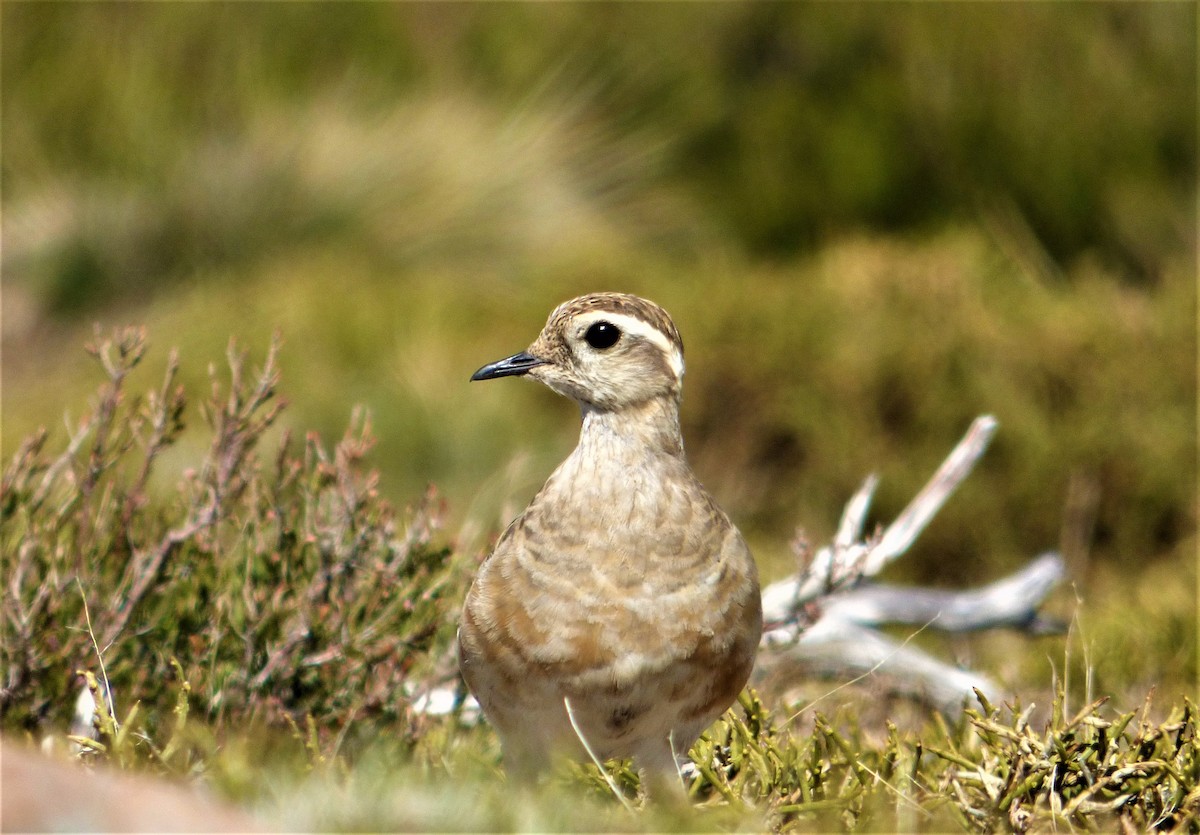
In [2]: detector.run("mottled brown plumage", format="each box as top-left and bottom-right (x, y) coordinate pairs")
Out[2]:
(458, 293), (762, 796)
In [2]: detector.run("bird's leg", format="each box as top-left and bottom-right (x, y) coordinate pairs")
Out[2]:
(634, 734), (691, 804)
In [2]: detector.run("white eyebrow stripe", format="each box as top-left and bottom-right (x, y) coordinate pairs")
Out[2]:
(576, 310), (685, 380)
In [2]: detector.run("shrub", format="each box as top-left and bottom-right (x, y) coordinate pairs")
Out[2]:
(1, 328), (462, 745)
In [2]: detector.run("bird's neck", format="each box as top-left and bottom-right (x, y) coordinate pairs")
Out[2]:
(528, 394), (698, 552)
(577, 395), (685, 460)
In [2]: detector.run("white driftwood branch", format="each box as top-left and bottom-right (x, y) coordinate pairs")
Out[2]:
(756, 553), (1066, 714)
(763, 415), (999, 623)
(759, 618), (999, 716)
(864, 415), (998, 575)
(762, 551), (1065, 647)
(758, 415), (1066, 715)
(819, 551), (1066, 633)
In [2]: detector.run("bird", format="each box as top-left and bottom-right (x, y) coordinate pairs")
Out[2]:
(458, 292), (762, 798)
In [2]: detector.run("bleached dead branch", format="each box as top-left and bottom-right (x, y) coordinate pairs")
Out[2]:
(758, 415), (1066, 714)
(772, 619), (999, 716)
(816, 552), (1065, 634)
(762, 415), (1001, 626)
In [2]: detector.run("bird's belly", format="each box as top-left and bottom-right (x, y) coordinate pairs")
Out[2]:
(496, 570), (740, 683)
(462, 640), (743, 763)
(458, 569), (760, 761)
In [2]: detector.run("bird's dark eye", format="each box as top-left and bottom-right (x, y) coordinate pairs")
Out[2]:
(584, 321), (621, 350)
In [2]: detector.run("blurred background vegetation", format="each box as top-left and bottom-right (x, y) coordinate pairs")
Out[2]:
(2, 0), (1195, 724)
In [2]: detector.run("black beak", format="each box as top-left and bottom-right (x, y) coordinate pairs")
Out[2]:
(470, 351), (548, 382)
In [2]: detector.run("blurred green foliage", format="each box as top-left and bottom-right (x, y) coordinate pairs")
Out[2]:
(3, 3), (1192, 308)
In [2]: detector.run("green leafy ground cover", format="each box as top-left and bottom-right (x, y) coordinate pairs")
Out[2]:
(2, 4), (1195, 831)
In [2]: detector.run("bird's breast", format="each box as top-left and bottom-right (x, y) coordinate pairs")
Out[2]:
(462, 429), (760, 691)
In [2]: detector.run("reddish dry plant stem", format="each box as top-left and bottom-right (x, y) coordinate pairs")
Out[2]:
(100, 334), (284, 650)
